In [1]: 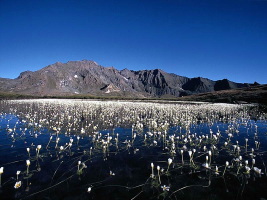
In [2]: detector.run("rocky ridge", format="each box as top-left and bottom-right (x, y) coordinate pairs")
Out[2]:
(0, 60), (255, 97)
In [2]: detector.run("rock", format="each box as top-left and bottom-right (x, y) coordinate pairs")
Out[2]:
(0, 60), (252, 98)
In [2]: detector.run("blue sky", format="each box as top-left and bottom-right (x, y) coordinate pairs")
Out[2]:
(0, 0), (266, 83)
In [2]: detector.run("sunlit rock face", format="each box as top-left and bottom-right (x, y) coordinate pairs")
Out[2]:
(0, 60), (250, 97)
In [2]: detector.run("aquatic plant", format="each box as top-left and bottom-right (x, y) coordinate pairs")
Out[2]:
(16, 170), (20, 181)
(0, 167), (3, 187)
(157, 165), (161, 184)
(14, 181), (21, 189)
(0, 99), (266, 199)
(151, 162), (155, 178)
(167, 158), (172, 173)
(26, 160), (30, 175)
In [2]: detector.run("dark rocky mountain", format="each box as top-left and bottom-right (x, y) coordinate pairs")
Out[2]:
(0, 60), (252, 97)
(181, 84), (267, 106)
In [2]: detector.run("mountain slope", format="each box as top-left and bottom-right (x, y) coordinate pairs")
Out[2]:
(0, 60), (252, 97)
(181, 84), (267, 106)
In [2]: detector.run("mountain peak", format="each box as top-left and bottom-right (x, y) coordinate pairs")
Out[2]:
(0, 60), (252, 97)
(16, 71), (33, 79)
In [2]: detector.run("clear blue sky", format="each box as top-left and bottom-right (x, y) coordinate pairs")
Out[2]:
(0, 0), (266, 83)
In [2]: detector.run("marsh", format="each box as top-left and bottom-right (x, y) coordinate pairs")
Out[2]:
(0, 99), (266, 199)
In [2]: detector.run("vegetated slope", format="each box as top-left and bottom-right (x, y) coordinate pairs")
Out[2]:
(0, 60), (253, 97)
(180, 84), (267, 105)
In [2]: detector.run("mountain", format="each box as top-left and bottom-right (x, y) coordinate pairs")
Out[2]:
(0, 60), (253, 97)
(180, 84), (267, 106)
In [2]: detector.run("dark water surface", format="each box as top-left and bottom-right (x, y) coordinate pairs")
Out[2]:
(0, 99), (267, 200)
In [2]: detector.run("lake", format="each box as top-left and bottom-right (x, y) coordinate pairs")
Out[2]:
(0, 99), (266, 200)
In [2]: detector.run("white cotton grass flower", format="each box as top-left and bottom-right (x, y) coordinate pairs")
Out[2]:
(109, 170), (115, 176)
(81, 128), (85, 134)
(161, 185), (170, 191)
(223, 161), (229, 176)
(151, 163), (154, 178)
(26, 147), (30, 157)
(78, 161), (81, 171)
(203, 146), (207, 151)
(245, 166), (251, 174)
(0, 167), (3, 187)
(167, 158), (173, 173)
(70, 138), (74, 143)
(77, 136), (80, 145)
(134, 148), (139, 154)
(252, 159), (255, 167)
(168, 158), (173, 165)
(89, 147), (93, 156)
(202, 162), (210, 169)
(14, 181), (22, 189)
(253, 167), (262, 175)
(26, 160), (30, 175)
(36, 145), (42, 157)
(87, 186), (92, 193)
(82, 162), (87, 169)
(215, 166), (219, 175)
(208, 150), (212, 165)
(157, 166), (161, 184)
(26, 160), (30, 166)
(188, 150), (194, 164)
(188, 150), (192, 157)
(181, 149), (184, 164)
(237, 163), (242, 174)
(250, 148), (255, 157)
(16, 170), (21, 180)
(37, 145), (42, 151)
(208, 150), (212, 156)
(237, 146), (241, 155)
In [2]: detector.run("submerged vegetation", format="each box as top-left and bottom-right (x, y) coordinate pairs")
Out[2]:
(0, 99), (267, 199)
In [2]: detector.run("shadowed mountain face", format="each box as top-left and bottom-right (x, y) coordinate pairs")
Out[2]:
(180, 84), (267, 106)
(0, 60), (251, 97)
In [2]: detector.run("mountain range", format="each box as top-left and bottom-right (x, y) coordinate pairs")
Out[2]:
(0, 60), (258, 98)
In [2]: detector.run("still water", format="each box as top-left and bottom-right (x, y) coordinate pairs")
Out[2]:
(0, 99), (266, 199)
